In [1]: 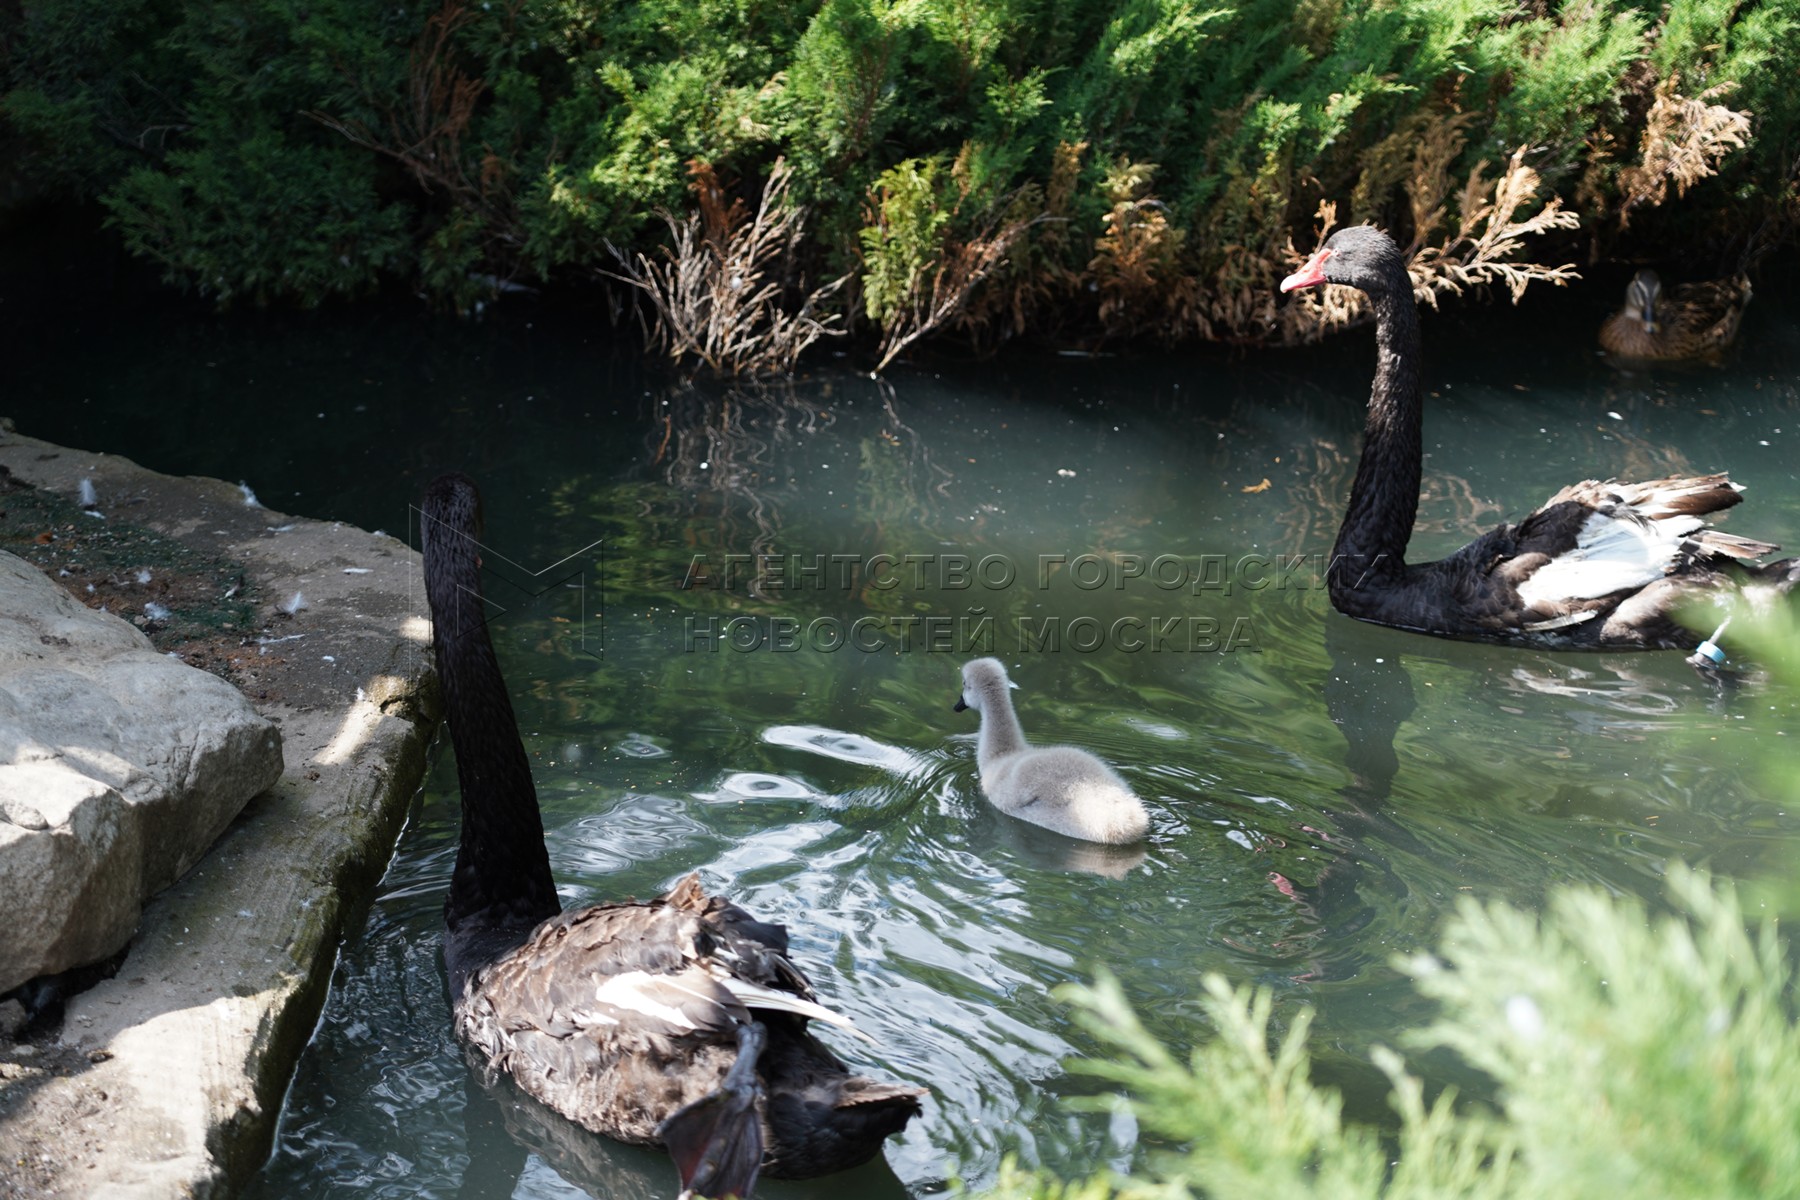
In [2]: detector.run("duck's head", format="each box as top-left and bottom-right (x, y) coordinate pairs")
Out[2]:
(1625, 269), (1662, 333)
(954, 657), (1011, 714)
(1280, 225), (1408, 297)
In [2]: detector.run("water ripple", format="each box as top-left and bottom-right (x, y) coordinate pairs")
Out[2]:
(763, 724), (934, 777)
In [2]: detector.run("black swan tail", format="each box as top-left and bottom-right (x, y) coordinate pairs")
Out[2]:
(1749, 556), (1800, 594)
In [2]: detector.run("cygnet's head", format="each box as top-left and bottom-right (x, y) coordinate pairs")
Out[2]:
(954, 657), (1011, 714)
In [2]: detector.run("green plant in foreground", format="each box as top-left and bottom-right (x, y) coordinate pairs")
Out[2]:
(985, 861), (1800, 1200)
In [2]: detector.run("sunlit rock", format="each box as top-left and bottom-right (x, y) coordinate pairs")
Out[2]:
(0, 552), (283, 993)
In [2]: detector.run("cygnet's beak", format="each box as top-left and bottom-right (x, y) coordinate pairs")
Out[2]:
(953, 696), (969, 713)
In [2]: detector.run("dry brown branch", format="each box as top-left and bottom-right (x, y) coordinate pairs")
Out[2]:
(1047, 139), (1087, 218)
(603, 158), (848, 377)
(307, 0), (537, 293)
(311, 2), (490, 206)
(1407, 113), (1476, 249)
(954, 141), (1088, 347)
(1281, 147), (1582, 343)
(1084, 157), (1203, 341)
(1350, 112), (1433, 225)
(871, 200), (1044, 374)
(1420, 147), (1583, 303)
(872, 222), (1037, 372)
(1617, 75), (1752, 228)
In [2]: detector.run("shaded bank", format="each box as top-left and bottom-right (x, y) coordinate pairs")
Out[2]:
(4, 0), (1796, 368)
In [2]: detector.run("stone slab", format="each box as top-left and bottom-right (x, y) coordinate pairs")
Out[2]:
(0, 424), (439, 1199)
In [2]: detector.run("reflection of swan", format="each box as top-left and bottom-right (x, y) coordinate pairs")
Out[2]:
(1254, 626), (1424, 982)
(979, 813), (1149, 879)
(953, 658), (1150, 845)
(1599, 269), (1751, 362)
(1281, 226), (1795, 653)
(1502, 661), (1681, 711)
(422, 474), (923, 1198)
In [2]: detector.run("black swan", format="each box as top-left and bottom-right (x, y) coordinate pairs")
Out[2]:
(421, 472), (924, 1198)
(1598, 268), (1752, 362)
(1279, 225), (1795, 653)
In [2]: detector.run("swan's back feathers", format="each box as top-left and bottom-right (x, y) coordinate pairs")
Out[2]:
(1510, 475), (1769, 613)
(1459, 474), (1777, 644)
(1340, 470), (1781, 647)
(986, 747), (1152, 844)
(461, 876), (815, 1049)
(457, 873), (922, 1161)
(1513, 506), (1699, 609)
(1529, 473), (1742, 521)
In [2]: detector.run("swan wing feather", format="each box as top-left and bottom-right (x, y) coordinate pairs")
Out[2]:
(1514, 506), (1695, 607)
(718, 977), (878, 1045)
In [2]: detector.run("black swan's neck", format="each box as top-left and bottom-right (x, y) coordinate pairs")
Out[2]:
(423, 492), (559, 983)
(1333, 284), (1423, 593)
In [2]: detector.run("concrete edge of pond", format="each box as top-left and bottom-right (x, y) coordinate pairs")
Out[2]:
(0, 423), (440, 1200)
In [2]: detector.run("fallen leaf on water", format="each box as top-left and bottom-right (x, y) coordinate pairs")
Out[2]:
(1241, 478), (1272, 494)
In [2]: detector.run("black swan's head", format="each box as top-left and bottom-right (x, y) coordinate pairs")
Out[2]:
(1624, 268), (1662, 332)
(422, 472), (485, 612)
(1280, 225), (1408, 297)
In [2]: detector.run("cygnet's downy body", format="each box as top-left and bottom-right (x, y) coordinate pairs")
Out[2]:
(954, 658), (1150, 845)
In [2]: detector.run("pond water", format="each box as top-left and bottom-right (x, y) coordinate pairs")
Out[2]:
(11, 261), (1800, 1199)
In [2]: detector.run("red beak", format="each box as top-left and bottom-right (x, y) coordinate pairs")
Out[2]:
(1279, 247), (1333, 293)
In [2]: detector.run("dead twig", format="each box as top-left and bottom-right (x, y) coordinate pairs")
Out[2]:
(602, 158), (848, 377)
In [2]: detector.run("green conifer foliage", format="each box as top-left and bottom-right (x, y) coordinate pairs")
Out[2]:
(982, 862), (1800, 1200)
(4, 0), (1794, 346)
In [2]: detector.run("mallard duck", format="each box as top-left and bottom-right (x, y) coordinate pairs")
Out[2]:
(1599, 268), (1751, 361)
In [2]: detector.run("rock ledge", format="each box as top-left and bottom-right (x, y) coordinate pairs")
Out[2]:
(0, 428), (438, 1200)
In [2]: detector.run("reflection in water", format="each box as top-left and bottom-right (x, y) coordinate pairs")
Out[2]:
(1269, 620), (1423, 983)
(698, 771), (823, 802)
(614, 733), (672, 759)
(967, 809), (1150, 880)
(558, 794), (715, 877)
(1503, 659), (1690, 740)
(646, 383), (832, 560)
(641, 379), (958, 567)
